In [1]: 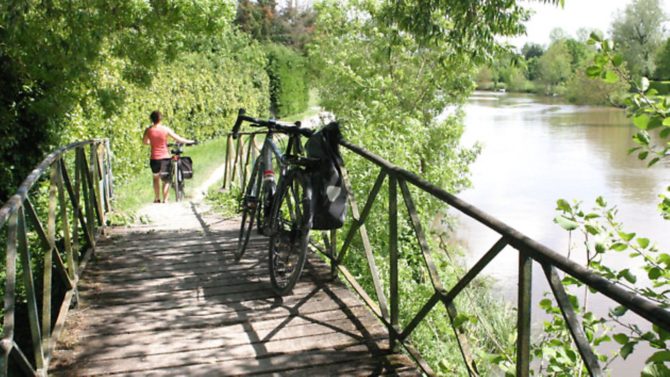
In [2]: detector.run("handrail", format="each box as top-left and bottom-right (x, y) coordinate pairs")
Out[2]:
(222, 132), (670, 377)
(0, 139), (113, 376)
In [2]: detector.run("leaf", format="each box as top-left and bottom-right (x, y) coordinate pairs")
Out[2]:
(586, 65), (602, 77)
(554, 215), (578, 231)
(595, 242), (606, 254)
(612, 243), (628, 252)
(453, 314), (468, 328)
(618, 231), (636, 242)
(621, 342), (635, 359)
(660, 128), (670, 139)
(556, 199), (571, 212)
(647, 351), (670, 363)
(589, 32), (602, 42)
(596, 196), (607, 207)
(637, 238), (650, 249)
(613, 333), (630, 345)
(634, 114), (651, 130)
(603, 70), (619, 83)
(663, 117), (670, 126)
(612, 54), (624, 67)
(639, 151), (649, 160)
(539, 298), (553, 311)
(618, 269), (637, 284)
(648, 157), (660, 167)
(585, 224), (600, 235)
(611, 305), (628, 317)
(648, 267), (662, 280)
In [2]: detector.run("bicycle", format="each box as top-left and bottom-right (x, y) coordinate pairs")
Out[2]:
(167, 142), (197, 202)
(231, 108), (316, 295)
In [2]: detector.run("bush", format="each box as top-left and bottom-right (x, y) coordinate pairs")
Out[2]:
(265, 43), (309, 117)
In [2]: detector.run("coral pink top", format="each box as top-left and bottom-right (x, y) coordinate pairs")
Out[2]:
(146, 125), (170, 160)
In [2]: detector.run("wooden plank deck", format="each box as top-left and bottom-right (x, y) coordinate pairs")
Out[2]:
(49, 203), (419, 376)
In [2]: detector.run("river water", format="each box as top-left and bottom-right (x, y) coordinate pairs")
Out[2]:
(454, 91), (669, 373)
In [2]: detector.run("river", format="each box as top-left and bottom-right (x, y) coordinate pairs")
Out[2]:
(455, 91), (669, 374)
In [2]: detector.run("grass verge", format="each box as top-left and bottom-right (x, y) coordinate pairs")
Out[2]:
(112, 137), (229, 220)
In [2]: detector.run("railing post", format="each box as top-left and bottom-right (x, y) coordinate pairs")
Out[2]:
(389, 175), (399, 349)
(222, 134), (232, 189)
(18, 206), (45, 371)
(516, 250), (532, 377)
(43, 164), (57, 354)
(330, 229), (337, 279)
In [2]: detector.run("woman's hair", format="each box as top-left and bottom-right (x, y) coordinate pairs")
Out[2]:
(150, 110), (162, 124)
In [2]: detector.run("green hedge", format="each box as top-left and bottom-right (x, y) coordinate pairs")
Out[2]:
(59, 32), (270, 187)
(265, 44), (309, 118)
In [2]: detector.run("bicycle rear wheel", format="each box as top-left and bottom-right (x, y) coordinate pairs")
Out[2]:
(268, 170), (311, 296)
(236, 158), (262, 261)
(171, 160), (182, 202)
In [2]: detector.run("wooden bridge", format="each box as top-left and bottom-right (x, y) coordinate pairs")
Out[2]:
(1, 136), (669, 376)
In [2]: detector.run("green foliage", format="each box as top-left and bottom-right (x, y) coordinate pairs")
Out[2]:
(654, 38), (670, 80)
(537, 41), (572, 94)
(587, 35), (670, 168)
(235, 0), (316, 51)
(0, 0), (238, 202)
(265, 44), (309, 118)
(611, 0), (667, 79)
(549, 198), (670, 375)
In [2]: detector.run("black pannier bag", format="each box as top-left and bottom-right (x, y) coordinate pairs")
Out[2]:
(179, 156), (193, 179)
(305, 122), (348, 230)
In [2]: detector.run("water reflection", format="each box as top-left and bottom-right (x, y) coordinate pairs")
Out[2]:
(454, 92), (670, 374)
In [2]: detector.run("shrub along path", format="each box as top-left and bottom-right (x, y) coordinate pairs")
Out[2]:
(48, 144), (418, 376)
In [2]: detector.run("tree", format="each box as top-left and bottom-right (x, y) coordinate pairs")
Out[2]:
(611, 0), (667, 78)
(536, 41), (572, 93)
(0, 0), (236, 202)
(654, 37), (670, 80)
(522, 43), (544, 60)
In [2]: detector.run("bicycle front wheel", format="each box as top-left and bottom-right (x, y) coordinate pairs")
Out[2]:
(236, 158), (263, 261)
(268, 170), (311, 296)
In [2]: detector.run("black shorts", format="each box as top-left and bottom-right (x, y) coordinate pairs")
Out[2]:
(150, 159), (171, 176)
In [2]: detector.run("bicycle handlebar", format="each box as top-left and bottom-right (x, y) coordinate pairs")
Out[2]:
(231, 108), (312, 139)
(167, 141), (198, 147)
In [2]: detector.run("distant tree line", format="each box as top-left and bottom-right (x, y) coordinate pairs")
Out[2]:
(476, 0), (669, 106)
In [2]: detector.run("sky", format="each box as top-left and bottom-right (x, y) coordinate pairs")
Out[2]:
(508, 0), (670, 49)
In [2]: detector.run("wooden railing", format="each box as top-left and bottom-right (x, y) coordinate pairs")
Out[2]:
(223, 132), (670, 377)
(0, 139), (112, 376)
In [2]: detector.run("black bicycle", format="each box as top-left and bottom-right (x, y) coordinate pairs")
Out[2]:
(167, 142), (196, 202)
(232, 109), (316, 295)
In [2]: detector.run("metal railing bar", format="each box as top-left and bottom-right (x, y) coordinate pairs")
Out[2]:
(338, 169), (391, 322)
(336, 169), (386, 263)
(24, 199), (73, 290)
(7, 342), (34, 376)
(79, 148), (96, 250)
(60, 153), (94, 250)
(56, 159), (76, 289)
(3, 212), (17, 342)
(543, 263), (604, 377)
(516, 251), (532, 377)
(341, 140), (670, 333)
(0, 140), (100, 229)
(400, 338), (438, 376)
(18, 206), (45, 370)
(88, 145), (103, 227)
(399, 179), (445, 293)
(46, 289), (76, 367)
(442, 299), (480, 376)
(399, 292), (441, 342)
(336, 265), (383, 319)
(44, 165), (57, 355)
(443, 237), (508, 305)
(389, 175), (399, 348)
(92, 145), (105, 226)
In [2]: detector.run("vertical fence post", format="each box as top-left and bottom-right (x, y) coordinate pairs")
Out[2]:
(389, 175), (399, 349)
(222, 134), (232, 189)
(43, 164), (58, 354)
(4, 211), (18, 347)
(242, 134), (255, 191)
(330, 229), (337, 279)
(18, 206), (45, 371)
(57, 159), (78, 303)
(73, 148), (82, 260)
(516, 250), (532, 377)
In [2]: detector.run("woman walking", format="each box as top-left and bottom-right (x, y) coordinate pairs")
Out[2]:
(143, 110), (194, 203)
